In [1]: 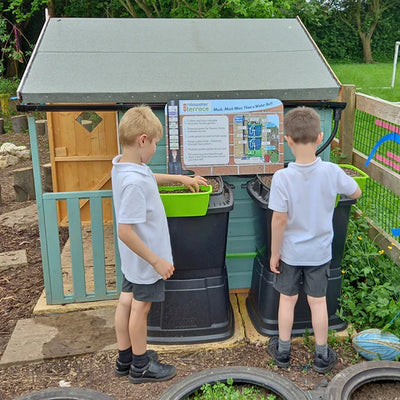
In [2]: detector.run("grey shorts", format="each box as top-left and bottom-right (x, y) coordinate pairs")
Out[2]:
(121, 275), (165, 302)
(273, 261), (330, 298)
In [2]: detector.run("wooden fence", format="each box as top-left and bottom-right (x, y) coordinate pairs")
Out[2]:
(334, 84), (400, 266)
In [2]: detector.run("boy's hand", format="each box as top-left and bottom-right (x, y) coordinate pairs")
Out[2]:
(180, 175), (208, 193)
(153, 257), (175, 280)
(270, 254), (281, 274)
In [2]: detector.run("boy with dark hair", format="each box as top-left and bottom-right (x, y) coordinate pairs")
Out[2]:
(268, 106), (361, 373)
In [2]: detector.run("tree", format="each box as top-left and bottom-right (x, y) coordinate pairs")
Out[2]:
(327, 0), (400, 63)
(0, 0), (48, 77)
(118, 0), (291, 18)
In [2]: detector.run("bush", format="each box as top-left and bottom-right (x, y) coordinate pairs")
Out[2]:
(338, 214), (400, 337)
(0, 77), (20, 95)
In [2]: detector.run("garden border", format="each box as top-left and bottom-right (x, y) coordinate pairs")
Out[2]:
(157, 366), (308, 400)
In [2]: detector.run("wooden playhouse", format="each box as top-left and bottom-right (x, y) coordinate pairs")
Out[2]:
(18, 17), (343, 305)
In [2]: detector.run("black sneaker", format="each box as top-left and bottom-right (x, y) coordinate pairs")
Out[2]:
(129, 358), (176, 384)
(115, 349), (158, 377)
(313, 348), (338, 374)
(267, 336), (290, 368)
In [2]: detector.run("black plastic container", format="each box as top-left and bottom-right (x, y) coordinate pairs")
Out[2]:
(168, 176), (234, 279)
(245, 175), (356, 336)
(246, 256), (347, 336)
(147, 270), (234, 344)
(246, 175), (356, 269)
(146, 176), (234, 344)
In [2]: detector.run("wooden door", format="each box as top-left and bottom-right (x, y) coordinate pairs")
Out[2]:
(46, 110), (118, 225)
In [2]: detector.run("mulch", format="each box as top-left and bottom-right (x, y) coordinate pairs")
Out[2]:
(0, 129), (398, 400)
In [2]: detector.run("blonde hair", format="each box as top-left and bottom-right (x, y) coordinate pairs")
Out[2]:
(284, 107), (321, 144)
(118, 106), (163, 146)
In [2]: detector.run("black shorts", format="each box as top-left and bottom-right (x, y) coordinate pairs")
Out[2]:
(273, 261), (330, 298)
(121, 275), (165, 302)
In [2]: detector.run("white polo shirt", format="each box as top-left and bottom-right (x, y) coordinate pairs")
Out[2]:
(268, 158), (358, 266)
(111, 155), (173, 284)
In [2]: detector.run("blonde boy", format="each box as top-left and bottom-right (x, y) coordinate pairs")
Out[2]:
(111, 106), (207, 383)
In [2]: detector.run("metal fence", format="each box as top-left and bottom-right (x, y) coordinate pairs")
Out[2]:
(352, 108), (400, 238)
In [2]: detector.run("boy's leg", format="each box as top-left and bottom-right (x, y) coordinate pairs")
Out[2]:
(128, 280), (176, 383)
(304, 263), (338, 373)
(114, 281), (158, 376)
(278, 293), (298, 341)
(129, 297), (152, 356)
(307, 295), (328, 346)
(115, 291), (133, 351)
(268, 262), (300, 368)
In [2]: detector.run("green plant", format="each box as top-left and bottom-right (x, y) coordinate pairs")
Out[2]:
(302, 328), (313, 349)
(0, 76), (19, 95)
(330, 147), (348, 164)
(189, 378), (276, 400)
(327, 330), (340, 348)
(338, 213), (400, 337)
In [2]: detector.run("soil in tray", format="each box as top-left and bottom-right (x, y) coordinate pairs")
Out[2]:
(340, 166), (364, 178)
(260, 175), (273, 188)
(159, 177), (220, 193)
(260, 167), (363, 188)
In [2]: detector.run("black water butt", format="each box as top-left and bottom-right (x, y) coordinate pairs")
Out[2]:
(245, 175), (356, 336)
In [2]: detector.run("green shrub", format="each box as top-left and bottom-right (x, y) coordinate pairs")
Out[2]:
(0, 77), (20, 95)
(190, 378), (276, 400)
(338, 214), (400, 337)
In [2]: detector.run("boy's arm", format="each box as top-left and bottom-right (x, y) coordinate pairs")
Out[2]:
(349, 186), (362, 200)
(270, 211), (288, 274)
(155, 174), (208, 192)
(118, 223), (174, 280)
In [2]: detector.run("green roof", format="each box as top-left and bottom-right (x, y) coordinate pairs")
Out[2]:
(18, 17), (340, 104)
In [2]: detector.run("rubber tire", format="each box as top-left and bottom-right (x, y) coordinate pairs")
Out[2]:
(13, 387), (116, 400)
(157, 366), (308, 400)
(325, 361), (400, 400)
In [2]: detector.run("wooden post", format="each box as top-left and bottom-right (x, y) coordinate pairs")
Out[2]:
(339, 84), (356, 163)
(0, 118), (4, 134)
(13, 167), (35, 201)
(35, 119), (47, 136)
(42, 163), (53, 192)
(11, 115), (28, 134)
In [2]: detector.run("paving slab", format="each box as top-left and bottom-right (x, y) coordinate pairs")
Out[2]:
(1, 293), (352, 367)
(0, 249), (27, 271)
(0, 294), (248, 367)
(0, 203), (37, 227)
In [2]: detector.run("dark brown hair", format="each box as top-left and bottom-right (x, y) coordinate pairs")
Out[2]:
(284, 106), (321, 144)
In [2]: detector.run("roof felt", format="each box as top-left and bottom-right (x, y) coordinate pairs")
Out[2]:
(18, 17), (340, 104)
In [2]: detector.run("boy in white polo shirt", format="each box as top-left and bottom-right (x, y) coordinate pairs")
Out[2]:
(268, 106), (361, 373)
(111, 106), (207, 383)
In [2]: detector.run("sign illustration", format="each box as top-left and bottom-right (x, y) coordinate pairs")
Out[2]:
(165, 99), (284, 176)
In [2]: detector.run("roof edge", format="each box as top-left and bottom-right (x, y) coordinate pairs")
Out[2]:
(296, 16), (341, 87)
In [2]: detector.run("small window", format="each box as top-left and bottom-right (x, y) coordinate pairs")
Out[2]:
(76, 112), (103, 132)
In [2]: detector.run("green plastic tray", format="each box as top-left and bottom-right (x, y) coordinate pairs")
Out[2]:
(159, 185), (212, 217)
(339, 164), (369, 191)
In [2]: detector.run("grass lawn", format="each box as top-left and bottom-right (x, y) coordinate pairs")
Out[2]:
(330, 62), (400, 102)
